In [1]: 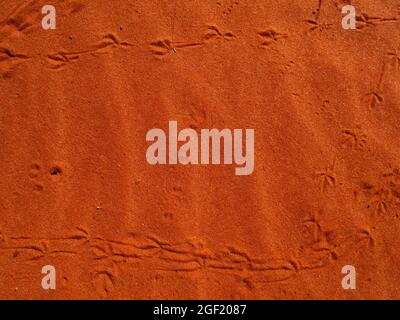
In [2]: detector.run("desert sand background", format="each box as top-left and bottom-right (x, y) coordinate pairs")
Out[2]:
(0, 0), (400, 299)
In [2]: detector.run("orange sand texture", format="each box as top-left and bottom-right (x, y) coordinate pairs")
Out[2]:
(1, 0), (400, 300)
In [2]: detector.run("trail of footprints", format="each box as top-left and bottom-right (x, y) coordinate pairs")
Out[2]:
(2, 2), (289, 72)
(1, 2), (294, 71)
(149, 26), (235, 58)
(0, 0), (86, 76)
(313, 158), (400, 220)
(47, 33), (132, 70)
(0, 1), (398, 75)
(149, 25), (292, 58)
(302, 4), (397, 34)
(0, 220), (374, 297)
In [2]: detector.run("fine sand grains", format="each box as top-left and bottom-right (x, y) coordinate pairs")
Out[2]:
(0, 0), (400, 299)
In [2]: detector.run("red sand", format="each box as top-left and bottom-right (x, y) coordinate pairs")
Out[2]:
(1, 0), (400, 299)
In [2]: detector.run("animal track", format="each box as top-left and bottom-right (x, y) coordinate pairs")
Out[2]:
(47, 34), (132, 69)
(370, 190), (390, 215)
(315, 162), (336, 192)
(304, 1), (333, 34)
(0, 47), (30, 78)
(356, 12), (397, 30)
(341, 127), (367, 150)
(203, 26), (235, 43)
(64, 226), (90, 244)
(149, 26), (234, 58)
(50, 166), (63, 177)
(0, 0), (40, 41)
(93, 33), (132, 53)
(258, 29), (288, 48)
(149, 39), (203, 57)
(300, 211), (374, 269)
(357, 169), (400, 218)
(0, 213), (375, 297)
(149, 39), (175, 56)
(47, 51), (79, 70)
(304, 19), (332, 34)
(367, 91), (384, 108)
(366, 49), (400, 108)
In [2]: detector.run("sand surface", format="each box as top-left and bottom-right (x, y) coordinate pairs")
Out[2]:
(1, 0), (400, 299)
